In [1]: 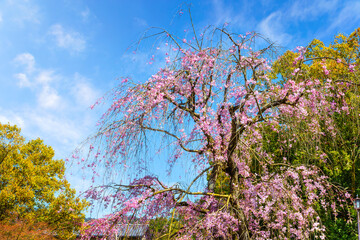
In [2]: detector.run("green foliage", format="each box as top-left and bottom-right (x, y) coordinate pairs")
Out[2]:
(0, 123), (88, 239)
(323, 211), (358, 240)
(267, 28), (360, 238)
(149, 216), (183, 239)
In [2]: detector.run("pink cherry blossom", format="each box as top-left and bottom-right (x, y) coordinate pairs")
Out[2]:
(79, 28), (352, 240)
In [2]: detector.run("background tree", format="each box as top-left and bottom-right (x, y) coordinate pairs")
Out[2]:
(268, 28), (360, 239)
(80, 27), (353, 240)
(0, 123), (88, 239)
(0, 211), (56, 240)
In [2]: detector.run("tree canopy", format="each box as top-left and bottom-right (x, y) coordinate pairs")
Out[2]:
(0, 123), (88, 239)
(79, 26), (357, 240)
(268, 28), (360, 239)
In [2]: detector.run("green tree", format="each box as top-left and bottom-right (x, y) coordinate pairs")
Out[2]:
(0, 123), (88, 239)
(267, 28), (360, 239)
(270, 28), (360, 194)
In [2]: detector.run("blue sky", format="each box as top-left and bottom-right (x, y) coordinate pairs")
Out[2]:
(1, 0), (360, 204)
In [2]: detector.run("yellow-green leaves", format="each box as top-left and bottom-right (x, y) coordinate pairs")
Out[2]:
(0, 123), (88, 239)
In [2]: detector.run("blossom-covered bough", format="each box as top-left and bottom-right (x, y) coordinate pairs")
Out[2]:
(80, 27), (353, 239)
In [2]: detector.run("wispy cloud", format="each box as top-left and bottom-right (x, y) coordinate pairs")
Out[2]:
(0, 109), (25, 128)
(13, 53), (100, 111)
(71, 73), (101, 107)
(210, 0), (247, 26)
(13, 53), (62, 109)
(27, 111), (82, 145)
(328, 1), (360, 31)
(0, 0), (40, 25)
(289, 0), (339, 20)
(13, 53), (36, 88)
(81, 7), (90, 22)
(35, 70), (56, 85)
(14, 52), (35, 73)
(10, 52), (102, 157)
(38, 85), (61, 109)
(14, 73), (31, 87)
(258, 11), (292, 45)
(49, 24), (86, 53)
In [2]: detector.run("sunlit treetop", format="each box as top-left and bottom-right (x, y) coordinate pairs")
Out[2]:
(0, 123), (88, 240)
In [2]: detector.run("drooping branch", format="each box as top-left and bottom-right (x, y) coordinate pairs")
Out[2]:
(139, 124), (202, 154)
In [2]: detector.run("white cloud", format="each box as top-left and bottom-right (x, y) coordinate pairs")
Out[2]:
(49, 24), (86, 53)
(0, 12), (3, 23)
(72, 73), (100, 107)
(38, 85), (61, 109)
(81, 7), (90, 21)
(28, 112), (82, 145)
(1, 0), (40, 25)
(0, 111), (25, 128)
(0, 115), (10, 124)
(14, 52), (35, 73)
(258, 11), (292, 45)
(35, 70), (56, 84)
(0, 104), (97, 162)
(13, 53), (61, 109)
(14, 73), (31, 87)
(13, 115), (25, 128)
(13, 54), (101, 113)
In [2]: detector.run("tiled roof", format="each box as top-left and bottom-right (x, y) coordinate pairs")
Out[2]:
(77, 221), (149, 238)
(117, 224), (149, 237)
